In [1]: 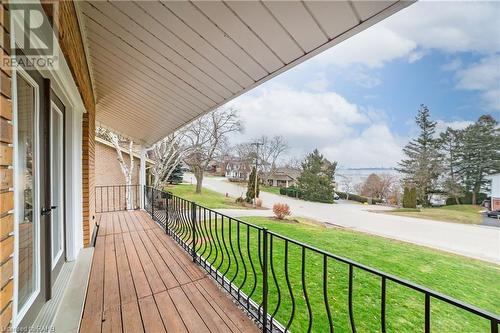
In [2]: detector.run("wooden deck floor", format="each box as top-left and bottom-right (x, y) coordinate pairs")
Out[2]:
(80, 210), (259, 333)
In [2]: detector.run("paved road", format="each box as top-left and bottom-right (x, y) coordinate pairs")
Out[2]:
(184, 174), (500, 264)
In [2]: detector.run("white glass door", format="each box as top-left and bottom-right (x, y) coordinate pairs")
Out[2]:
(15, 69), (41, 321)
(50, 103), (64, 268)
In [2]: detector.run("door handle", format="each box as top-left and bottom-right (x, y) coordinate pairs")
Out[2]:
(41, 207), (52, 216)
(51, 206), (57, 210)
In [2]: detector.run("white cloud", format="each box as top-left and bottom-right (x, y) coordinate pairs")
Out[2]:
(435, 119), (473, 135)
(316, 1), (500, 68)
(455, 57), (500, 111)
(304, 74), (329, 92)
(313, 1), (500, 110)
(322, 124), (404, 168)
(315, 25), (416, 68)
(228, 86), (404, 167)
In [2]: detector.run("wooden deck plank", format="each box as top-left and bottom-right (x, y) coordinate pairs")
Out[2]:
(114, 233), (137, 305)
(103, 235), (120, 311)
(80, 236), (105, 332)
(181, 282), (236, 332)
(151, 228), (205, 280)
(118, 211), (129, 233)
(137, 230), (180, 290)
(99, 213), (109, 237)
(82, 211), (259, 333)
(123, 211), (137, 232)
(196, 278), (259, 333)
(138, 296), (167, 333)
(122, 232), (152, 299)
(138, 210), (160, 230)
(168, 287), (210, 333)
(154, 291), (188, 333)
(113, 213), (122, 235)
(132, 211), (151, 231)
(144, 229), (192, 286)
(129, 231), (166, 294)
(102, 305), (122, 333)
(122, 301), (144, 333)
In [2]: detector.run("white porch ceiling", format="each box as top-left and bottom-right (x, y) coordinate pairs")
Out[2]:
(79, 0), (413, 146)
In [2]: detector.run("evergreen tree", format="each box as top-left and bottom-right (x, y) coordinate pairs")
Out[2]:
(457, 115), (500, 204)
(297, 149), (337, 203)
(167, 164), (184, 184)
(397, 105), (442, 207)
(245, 167), (260, 203)
(438, 128), (463, 204)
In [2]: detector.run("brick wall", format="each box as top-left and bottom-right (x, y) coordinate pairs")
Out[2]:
(95, 140), (141, 186)
(95, 140), (142, 212)
(55, 1), (96, 246)
(0, 3), (13, 330)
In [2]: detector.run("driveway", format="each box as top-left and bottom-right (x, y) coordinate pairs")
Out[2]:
(184, 174), (500, 264)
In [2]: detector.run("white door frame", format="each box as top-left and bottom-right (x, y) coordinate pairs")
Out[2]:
(10, 0), (86, 326)
(12, 66), (42, 326)
(50, 102), (64, 269)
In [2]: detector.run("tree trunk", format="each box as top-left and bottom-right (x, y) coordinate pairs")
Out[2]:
(194, 167), (204, 194)
(454, 196), (460, 205)
(125, 175), (132, 210)
(472, 191), (477, 205)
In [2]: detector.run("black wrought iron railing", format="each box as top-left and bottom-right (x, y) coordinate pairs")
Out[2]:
(95, 185), (141, 213)
(144, 186), (500, 333)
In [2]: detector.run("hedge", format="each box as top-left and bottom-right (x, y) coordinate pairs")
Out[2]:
(446, 192), (487, 205)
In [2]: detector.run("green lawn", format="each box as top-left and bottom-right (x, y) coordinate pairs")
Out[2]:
(165, 183), (247, 209)
(189, 215), (499, 332)
(386, 205), (483, 224)
(260, 185), (282, 195)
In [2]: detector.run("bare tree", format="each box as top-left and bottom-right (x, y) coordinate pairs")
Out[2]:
(338, 174), (354, 200)
(256, 135), (289, 173)
(360, 173), (398, 200)
(108, 131), (135, 210)
(150, 131), (189, 189)
(184, 107), (242, 193)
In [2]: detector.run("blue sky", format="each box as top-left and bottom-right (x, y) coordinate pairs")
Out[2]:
(228, 1), (500, 167)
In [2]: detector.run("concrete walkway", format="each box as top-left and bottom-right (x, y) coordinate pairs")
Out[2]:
(185, 175), (500, 264)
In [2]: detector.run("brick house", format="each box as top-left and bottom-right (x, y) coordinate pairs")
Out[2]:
(486, 173), (500, 211)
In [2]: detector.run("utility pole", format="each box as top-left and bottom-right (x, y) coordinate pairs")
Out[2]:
(251, 142), (263, 205)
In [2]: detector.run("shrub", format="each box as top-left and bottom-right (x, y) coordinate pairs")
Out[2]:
(279, 187), (287, 195)
(403, 187), (417, 208)
(235, 197), (245, 204)
(273, 203), (291, 220)
(255, 198), (263, 208)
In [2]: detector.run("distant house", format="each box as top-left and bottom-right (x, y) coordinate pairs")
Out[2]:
(225, 159), (252, 181)
(264, 167), (301, 188)
(486, 173), (500, 211)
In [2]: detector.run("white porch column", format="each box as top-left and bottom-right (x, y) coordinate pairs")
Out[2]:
(139, 148), (147, 209)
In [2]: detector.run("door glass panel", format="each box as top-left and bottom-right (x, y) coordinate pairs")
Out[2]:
(51, 106), (63, 266)
(16, 74), (38, 310)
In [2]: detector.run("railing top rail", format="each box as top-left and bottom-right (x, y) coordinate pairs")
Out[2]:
(154, 186), (500, 323)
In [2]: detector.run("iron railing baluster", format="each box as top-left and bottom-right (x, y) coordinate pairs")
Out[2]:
(262, 228), (269, 333)
(425, 293), (431, 333)
(323, 254), (333, 333)
(349, 264), (356, 333)
(381, 276), (386, 333)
